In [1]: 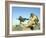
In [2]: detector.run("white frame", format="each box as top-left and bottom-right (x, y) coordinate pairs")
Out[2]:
(9, 4), (43, 34)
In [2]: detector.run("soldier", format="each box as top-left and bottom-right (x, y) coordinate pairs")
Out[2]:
(18, 16), (29, 24)
(18, 16), (29, 30)
(27, 13), (39, 30)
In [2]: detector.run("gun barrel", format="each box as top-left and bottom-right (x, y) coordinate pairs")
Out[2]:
(24, 18), (29, 20)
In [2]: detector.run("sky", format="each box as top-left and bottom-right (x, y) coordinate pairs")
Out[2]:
(12, 7), (40, 25)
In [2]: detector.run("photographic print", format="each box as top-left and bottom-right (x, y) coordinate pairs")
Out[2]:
(12, 7), (40, 31)
(5, 1), (45, 37)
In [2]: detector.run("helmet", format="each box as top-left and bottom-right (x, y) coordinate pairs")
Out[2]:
(30, 13), (34, 17)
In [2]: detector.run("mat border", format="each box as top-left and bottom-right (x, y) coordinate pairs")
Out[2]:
(5, 1), (45, 37)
